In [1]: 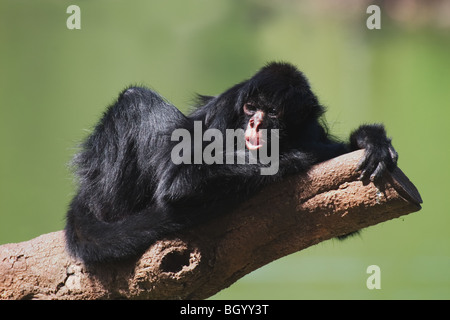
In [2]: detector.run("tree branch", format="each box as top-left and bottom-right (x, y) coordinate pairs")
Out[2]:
(0, 150), (422, 300)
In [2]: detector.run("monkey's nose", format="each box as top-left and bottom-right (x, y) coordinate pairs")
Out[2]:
(250, 112), (264, 130)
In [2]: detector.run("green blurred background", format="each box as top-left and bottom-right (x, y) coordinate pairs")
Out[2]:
(1, 0), (449, 299)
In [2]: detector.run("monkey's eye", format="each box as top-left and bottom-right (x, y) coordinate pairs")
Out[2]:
(243, 103), (257, 115)
(268, 108), (278, 118)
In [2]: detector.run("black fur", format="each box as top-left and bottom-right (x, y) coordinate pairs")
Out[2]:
(65, 62), (398, 263)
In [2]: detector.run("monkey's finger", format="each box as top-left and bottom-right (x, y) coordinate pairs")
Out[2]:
(356, 152), (370, 172)
(389, 145), (399, 165)
(358, 156), (378, 180)
(370, 161), (386, 181)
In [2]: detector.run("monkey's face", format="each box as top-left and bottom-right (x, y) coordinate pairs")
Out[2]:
(242, 101), (282, 150)
(239, 63), (323, 151)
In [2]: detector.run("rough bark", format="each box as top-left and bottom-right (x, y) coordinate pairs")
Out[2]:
(0, 150), (422, 300)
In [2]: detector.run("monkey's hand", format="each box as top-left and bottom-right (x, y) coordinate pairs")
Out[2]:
(350, 124), (398, 181)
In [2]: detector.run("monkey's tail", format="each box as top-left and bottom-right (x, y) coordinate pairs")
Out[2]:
(64, 200), (182, 264)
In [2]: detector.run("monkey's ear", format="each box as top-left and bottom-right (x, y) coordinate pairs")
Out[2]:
(281, 86), (324, 127)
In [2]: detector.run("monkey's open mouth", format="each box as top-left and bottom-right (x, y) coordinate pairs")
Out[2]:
(245, 136), (263, 150)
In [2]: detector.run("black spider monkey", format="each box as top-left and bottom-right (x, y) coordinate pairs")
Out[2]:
(65, 62), (398, 264)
